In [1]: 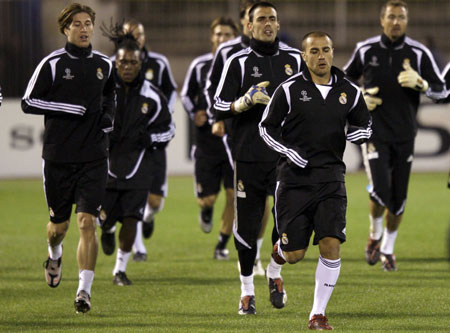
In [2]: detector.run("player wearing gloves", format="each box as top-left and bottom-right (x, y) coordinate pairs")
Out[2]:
(21, 3), (115, 313)
(213, 1), (303, 315)
(259, 31), (371, 331)
(344, 0), (444, 272)
(98, 36), (174, 286)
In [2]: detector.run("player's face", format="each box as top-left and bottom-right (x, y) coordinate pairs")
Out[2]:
(123, 23), (146, 50)
(381, 5), (408, 41)
(248, 7), (280, 43)
(116, 49), (142, 83)
(211, 25), (236, 53)
(240, 7), (252, 37)
(64, 12), (94, 48)
(301, 36), (334, 79)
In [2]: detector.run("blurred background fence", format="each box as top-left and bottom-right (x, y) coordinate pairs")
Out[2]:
(0, 0), (449, 97)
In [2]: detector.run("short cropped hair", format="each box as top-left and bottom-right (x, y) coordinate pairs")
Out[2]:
(57, 3), (96, 35)
(239, 0), (261, 19)
(380, 0), (408, 18)
(210, 17), (240, 37)
(248, 1), (277, 22)
(301, 31), (334, 51)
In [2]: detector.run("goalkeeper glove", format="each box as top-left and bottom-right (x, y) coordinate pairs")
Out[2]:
(233, 81), (270, 113)
(397, 59), (429, 92)
(363, 86), (382, 111)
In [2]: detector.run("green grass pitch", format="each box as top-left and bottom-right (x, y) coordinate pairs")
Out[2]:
(0, 173), (449, 332)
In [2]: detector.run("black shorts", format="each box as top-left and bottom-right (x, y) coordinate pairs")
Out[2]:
(43, 158), (108, 223)
(275, 181), (347, 251)
(362, 139), (414, 215)
(149, 148), (168, 196)
(194, 156), (233, 197)
(234, 160), (276, 250)
(99, 189), (148, 230)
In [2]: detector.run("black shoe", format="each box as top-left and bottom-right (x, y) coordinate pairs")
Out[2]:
(143, 219), (154, 239)
(238, 295), (256, 315)
(74, 290), (91, 313)
(365, 237), (382, 265)
(133, 252), (147, 262)
(101, 230), (115, 255)
(113, 271), (132, 286)
(381, 253), (397, 271)
(267, 272), (287, 309)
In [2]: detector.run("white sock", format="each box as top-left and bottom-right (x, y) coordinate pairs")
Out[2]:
(255, 238), (263, 261)
(132, 222), (147, 254)
(240, 274), (254, 297)
(267, 256), (282, 279)
(113, 249), (131, 275)
(309, 256), (341, 320)
(104, 225), (116, 234)
(380, 228), (398, 255)
(369, 215), (383, 240)
(77, 270), (94, 296)
(48, 242), (62, 260)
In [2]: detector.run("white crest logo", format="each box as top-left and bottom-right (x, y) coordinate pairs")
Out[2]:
(299, 90), (312, 102)
(368, 56), (379, 67)
(62, 68), (74, 80)
(251, 66), (262, 78)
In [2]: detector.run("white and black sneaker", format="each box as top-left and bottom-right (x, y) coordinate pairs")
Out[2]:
(214, 248), (229, 260)
(43, 257), (62, 288)
(113, 271), (132, 286)
(74, 290), (91, 313)
(238, 295), (256, 315)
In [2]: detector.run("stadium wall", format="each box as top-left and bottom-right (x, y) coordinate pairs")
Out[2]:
(0, 98), (448, 179)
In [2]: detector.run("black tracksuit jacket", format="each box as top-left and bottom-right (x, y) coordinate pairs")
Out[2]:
(107, 75), (174, 190)
(344, 34), (444, 143)
(22, 42), (116, 163)
(259, 67), (372, 185)
(213, 38), (303, 162)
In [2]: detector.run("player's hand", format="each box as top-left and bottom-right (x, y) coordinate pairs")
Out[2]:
(212, 121), (225, 137)
(397, 60), (429, 92)
(194, 110), (207, 127)
(363, 86), (382, 111)
(233, 81), (270, 113)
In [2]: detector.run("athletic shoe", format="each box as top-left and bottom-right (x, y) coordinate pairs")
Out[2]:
(133, 252), (147, 262)
(365, 237), (381, 265)
(143, 219), (154, 239)
(74, 290), (91, 314)
(266, 267), (287, 309)
(43, 257), (62, 288)
(113, 271), (132, 286)
(381, 253), (397, 271)
(238, 295), (256, 315)
(199, 214), (213, 233)
(214, 248), (229, 260)
(101, 230), (115, 255)
(308, 314), (333, 330)
(253, 259), (265, 276)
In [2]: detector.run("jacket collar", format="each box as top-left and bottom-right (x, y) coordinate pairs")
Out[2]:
(65, 42), (92, 58)
(380, 33), (405, 50)
(302, 66), (346, 86)
(250, 37), (279, 56)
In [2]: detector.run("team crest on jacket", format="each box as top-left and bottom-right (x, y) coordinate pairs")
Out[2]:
(237, 180), (245, 191)
(141, 103), (149, 114)
(251, 66), (262, 78)
(284, 64), (293, 76)
(96, 68), (104, 80)
(237, 180), (246, 198)
(62, 68), (74, 80)
(281, 233), (289, 245)
(145, 69), (154, 80)
(368, 56), (379, 67)
(339, 92), (347, 105)
(299, 90), (312, 102)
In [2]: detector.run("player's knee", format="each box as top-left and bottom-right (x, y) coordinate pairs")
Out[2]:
(200, 195), (217, 207)
(318, 237), (341, 259)
(47, 220), (69, 238)
(284, 250), (305, 264)
(77, 213), (96, 233)
(148, 195), (163, 211)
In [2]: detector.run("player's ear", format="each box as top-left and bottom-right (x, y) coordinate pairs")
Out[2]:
(301, 51), (307, 62)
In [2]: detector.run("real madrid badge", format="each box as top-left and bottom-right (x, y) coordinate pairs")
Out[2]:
(145, 69), (154, 81)
(281, 233), (289, 245)
(141, 102), (149, 114)
(96, 68), (104, 80)
(285, 64), (293, 76)
(237, 180), (244, 192)
(339, 92), (347, 105)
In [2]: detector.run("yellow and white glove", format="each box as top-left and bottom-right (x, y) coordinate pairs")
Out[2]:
(397, 59), (429, 92)
(233, 81), (270, 113)
(363, 86), (382, 111)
